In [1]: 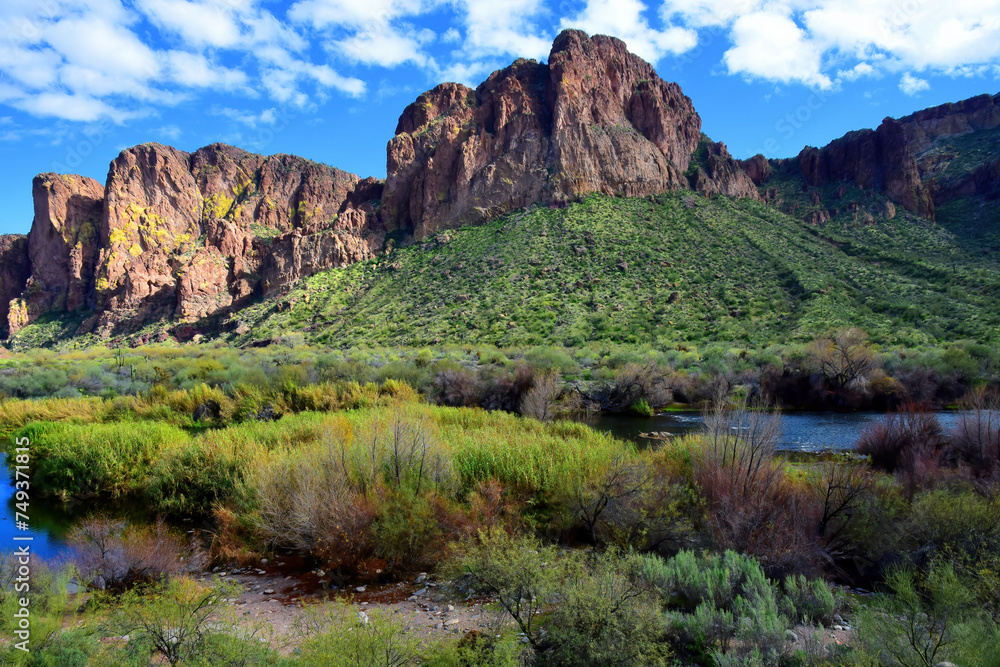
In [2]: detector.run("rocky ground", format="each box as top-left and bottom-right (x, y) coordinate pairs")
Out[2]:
(192, 556), (496, 650)
(185, 554), (857, 657)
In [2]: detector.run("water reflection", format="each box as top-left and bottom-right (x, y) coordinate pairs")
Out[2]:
(0, 453), (75, 560)
(585, 410), (967, 452)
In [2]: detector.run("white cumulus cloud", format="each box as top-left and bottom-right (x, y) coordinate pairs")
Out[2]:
(899, 72), (930, 96)
(723, 11), (831, 88)
(561, 0), (697, 63)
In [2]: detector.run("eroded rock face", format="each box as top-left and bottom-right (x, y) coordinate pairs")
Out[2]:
(0, 141), (375, 338)
(791, 94), (1000, 220)
(381, 30), (717, 238)
(0, 235), (31, 338)
(7, 174), (104, 336)
(689, 141), (761, 199)
(797, 118), (935, 219)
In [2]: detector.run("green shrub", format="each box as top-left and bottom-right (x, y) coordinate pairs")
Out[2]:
(855, 562), (999, 667)
(294, 601), (423, 666)
(782, 574), (836, 625)
(103, 578), (272, 667)
(7, 421), (190, 501)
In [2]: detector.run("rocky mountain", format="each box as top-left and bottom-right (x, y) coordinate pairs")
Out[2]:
(1, 29), (997, 344)
(787, 93), (1000, 222)
(380, 30), (757, 238)
(2, 143), (383, 339)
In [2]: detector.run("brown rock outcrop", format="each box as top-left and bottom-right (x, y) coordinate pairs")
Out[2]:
(740, 154), (773, 185)
(0, 235), (30, 338)
(901, 93), (1000, 154)
(7, 174), (104, 336)
(77, 142), (371, 335)
(689, 141), (761, 199)
(381, 30), (712, 238)
(797, 118), (934, 219)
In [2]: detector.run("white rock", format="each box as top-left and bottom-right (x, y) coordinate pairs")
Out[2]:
(355, 586), (366, 593)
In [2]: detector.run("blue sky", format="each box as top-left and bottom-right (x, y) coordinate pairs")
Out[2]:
(0, 0), (998, 234)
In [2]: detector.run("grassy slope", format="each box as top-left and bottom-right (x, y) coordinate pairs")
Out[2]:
(220, 191), (1000, 348)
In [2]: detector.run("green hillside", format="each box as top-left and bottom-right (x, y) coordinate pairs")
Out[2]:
(219, 191), (1000, 348)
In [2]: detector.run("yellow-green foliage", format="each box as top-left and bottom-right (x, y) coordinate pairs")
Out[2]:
(0, 396), (110, 437)
(439, 407), (629, 498)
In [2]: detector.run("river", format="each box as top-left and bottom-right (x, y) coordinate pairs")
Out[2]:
(585, 410), (968, 452)
(0, 453), (77, 560)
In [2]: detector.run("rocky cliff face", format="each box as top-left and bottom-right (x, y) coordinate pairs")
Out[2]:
(788, 93), (1000, 221)
(6, 174), (104, 336)
(0, 235), (30, 338)
(8, 143), (382, 339)
(380, 30), (750, 238)
(796, 118), (935, 219)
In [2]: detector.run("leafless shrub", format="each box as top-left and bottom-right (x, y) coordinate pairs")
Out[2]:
(70, 516), (201, 592)
(250, 444), (377, 573)
(572, 455), (650, 545)
(481, 365), (535, 412)
(249, 408), (453, 574)
(696, 393), (821, 575)
(520, 373), (561, 422)
(856, 404), (945, 498)
(351, 408), (454, 496)
(949, 387), (1000, 478)
(807, 328), (879, 391)
(434, 370), (483, 407)
(593, 362), (673, 411)
(810, 462), (877, 560)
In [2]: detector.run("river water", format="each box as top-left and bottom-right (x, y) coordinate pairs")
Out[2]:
(586, 410), (967, 452)
(0, 453), (76, 560)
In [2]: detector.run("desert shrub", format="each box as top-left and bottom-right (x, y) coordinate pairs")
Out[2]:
(594, 362), (673, 412)
(856, 406), (944, 473)
(856, 406), (946, 497)
(374, 492), (470, 573)
(571, 455), (651, 545)
(904, 487), (1000, 613)
(543, 551), (671, 666)
(808, 460), (877, 560)
(449, 534), (671, 665)
(695, 396), (820, 575)
(481, 365), (534, 412)
(519, 372), (561, 422)
(434, 369), (483, 407)
(949, 387), (1000, 478)
(103, 577), (273, 667)
(421, 631), (526, 667)
(293, 600), (423, 667)
(634, 550), (799, 664)
(247, 441), (378, 574)
(70, 516), (202, 592)
(782, 574), (836, 625)
(446, 532), (557, 651)
(376, 361), (434, 394)
(248, 407), (455, 574)
(855, 562), (1000, 667)
(0, 561), (79, 666)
